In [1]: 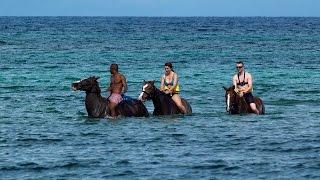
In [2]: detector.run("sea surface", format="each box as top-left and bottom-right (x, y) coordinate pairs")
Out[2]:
(0, 17), (320, 179)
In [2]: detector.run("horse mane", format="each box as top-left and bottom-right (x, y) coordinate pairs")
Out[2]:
(226, 85), (235, 91)
(91, 80), (101, 94)
(86, 77), (101, 94)
(145, 80), (169, 98)
(144, 80), (177, 114)
(224, 85), (250, 114)
(143, 80), (192, 115)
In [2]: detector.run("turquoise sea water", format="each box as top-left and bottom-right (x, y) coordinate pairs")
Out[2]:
(1, 17), (320, 179)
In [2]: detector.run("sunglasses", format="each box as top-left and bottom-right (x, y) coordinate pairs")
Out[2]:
(236, 66), (243, 69)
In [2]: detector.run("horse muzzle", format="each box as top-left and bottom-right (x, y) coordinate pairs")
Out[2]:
(71, 86), (77, 91)
(138, 96), (146, 102)
(71, 83), (80, 91)
(140, 99), (146, 103)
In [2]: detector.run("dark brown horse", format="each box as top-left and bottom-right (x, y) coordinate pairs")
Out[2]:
(223, 86), (265, 115)
(138, 81), (192, 115)
(71, 76), (149, 118)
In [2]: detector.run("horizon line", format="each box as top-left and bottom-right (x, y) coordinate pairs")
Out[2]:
(1, 15), (319, 18)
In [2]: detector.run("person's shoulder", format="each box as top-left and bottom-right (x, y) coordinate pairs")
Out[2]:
(113, 73), (122, 79)
(173, 72), (178, 76)
(232, 74), (237, 79)
(119, 73), (127, 79)
(245, 72), (252, 77)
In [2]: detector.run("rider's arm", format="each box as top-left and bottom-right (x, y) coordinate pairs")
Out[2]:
(233, 75), (239, 92)
(121, 75), (128, 93)
(107, 77), (112, 92)
(243, 73), (253, 93)
(170, 73), (178, 92)
(160, 75), (165, 91)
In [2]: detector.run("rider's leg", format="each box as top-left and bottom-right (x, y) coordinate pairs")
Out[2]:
(250, 102), (260, 114)
(109, 102), (117, 117)
(244, 92), (260, 115)
(108, 93), (123, 117)
(172, 94), (187, 114)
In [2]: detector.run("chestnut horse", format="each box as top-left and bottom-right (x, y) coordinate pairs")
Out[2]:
(223, 86), (265, 115)
(138, 81), (192, 115)
(71, 76), (149, 118)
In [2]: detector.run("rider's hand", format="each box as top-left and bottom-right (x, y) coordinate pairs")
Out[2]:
(164, 89), (172, 95)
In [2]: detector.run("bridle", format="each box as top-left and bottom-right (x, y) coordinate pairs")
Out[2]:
(141, 88), (153, 100)
(142, 90), (151, 97)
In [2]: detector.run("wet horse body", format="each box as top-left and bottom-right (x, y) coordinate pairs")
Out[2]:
(224, 86), (265, 115)
(149, 87), (181, 115)
(139, 81), (192, 115)
(72, 77), (149, 118)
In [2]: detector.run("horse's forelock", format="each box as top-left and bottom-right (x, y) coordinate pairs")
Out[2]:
(142, 84), (149, 91)
(89, 77), (97, 82)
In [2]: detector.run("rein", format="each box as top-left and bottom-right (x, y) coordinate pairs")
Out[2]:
(142, 90), (150, 96)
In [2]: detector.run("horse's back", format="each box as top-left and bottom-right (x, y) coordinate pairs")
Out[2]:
(160, 97), (192, 115)
(117, 99), (149, 117)
(154, 95), (179, 115)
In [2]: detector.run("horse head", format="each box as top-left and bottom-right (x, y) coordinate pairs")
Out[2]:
(71, 76), (100, 93)
(138, 80), (156, 102)
(223, 85), (239, 114)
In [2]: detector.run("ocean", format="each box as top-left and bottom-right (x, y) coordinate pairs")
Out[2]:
(0, 17), (320, 179)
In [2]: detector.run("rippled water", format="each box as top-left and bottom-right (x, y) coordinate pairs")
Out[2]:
(1, 17), (320, 179)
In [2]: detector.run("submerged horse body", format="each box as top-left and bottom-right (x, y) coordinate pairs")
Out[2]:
(71, 76), (149, 118)
(138, 81), (192, 115)
(224, 86), (265, 115)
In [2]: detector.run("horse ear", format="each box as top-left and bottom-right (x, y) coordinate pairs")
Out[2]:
(95, 76), (100, 80)
(151, 80), (155, 85)
(223, 86), (227, 90)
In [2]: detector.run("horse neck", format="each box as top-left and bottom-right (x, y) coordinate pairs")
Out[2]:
(235, 94), (248, 113)
(228, 91), (240, 114)
(85, 82), (101, 94)
(85, 84), (107, 117)
(151, 87), (165, 111)
(234, 94), (240, 106)
(85, 91), (103, 103)
(86, 84), (103, 98)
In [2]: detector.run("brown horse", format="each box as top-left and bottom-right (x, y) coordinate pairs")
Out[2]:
(71, 76), (149, 118)
(138, 81), (192, 115)
(223, 86), (265, 115)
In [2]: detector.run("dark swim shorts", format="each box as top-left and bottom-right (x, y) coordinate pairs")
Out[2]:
(243, 92), (254, 104)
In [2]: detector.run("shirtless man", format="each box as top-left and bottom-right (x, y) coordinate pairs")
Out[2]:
(232, 61), (260, 114)
(107, 64), (127, 117)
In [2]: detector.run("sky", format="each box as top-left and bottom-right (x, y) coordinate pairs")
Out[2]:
(0, 0), (319, 17)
